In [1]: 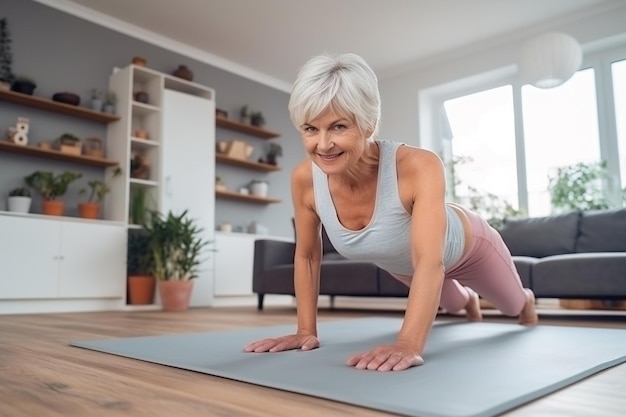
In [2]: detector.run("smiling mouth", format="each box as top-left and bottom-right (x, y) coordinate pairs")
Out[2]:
(318, 152), (343, 160)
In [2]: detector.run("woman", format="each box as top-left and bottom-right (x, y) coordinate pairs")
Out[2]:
(244, 53), (537, 372)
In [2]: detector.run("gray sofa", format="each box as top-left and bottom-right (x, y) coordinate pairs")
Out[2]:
(253, 208), (626, 309)
(498, 208), (626, 299)
(252, 228), (408, 310)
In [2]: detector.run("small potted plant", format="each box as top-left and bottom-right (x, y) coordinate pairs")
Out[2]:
(127, 229), (156, 305)
(56, 133), (82, 155)
(143, 209), (209, 311)
(249, 179), (269, 197)
(89, 88), (103, 111)
(265, 142), (282, 165)
(0, 18), (14, 90)
(78, 166), (122, 219)
(11, 75), (36, 95)
(251, 111), (265, 127)
(7, 186), (31, 213)
(103, 91), (117, 114)
(24, 170), (82, 216)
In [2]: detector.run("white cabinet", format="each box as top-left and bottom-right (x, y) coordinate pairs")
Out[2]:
(0, 215), (126, 301)
(214, 233), (256, 296)
(162, 89), (216, 307)
(213, 232), (294, 306)
(58, 221), (126, 298)
(0, 215), (59, 299)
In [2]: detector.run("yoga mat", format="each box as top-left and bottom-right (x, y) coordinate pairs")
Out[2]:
(71, 318), (626, 417)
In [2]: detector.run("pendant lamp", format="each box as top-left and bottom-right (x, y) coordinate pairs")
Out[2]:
(518, 32), (582, 89)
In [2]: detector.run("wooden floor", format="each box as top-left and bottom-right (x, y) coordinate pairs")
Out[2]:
(1, 303), (626, 417)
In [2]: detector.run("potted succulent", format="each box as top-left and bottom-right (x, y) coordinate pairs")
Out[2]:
(251, 111), (265, 127)
(103, 91), (117, 114)
(265, 142), (282, 165)
(11, 75), (36, 95)
(249, 179), (269, 197)
(24, 170), (82, 216)
(143, 209), (209, 311)
(89, 88), (104, 111)
(127, 229), (156, 305)
(7, 186), (31, 213)
(0, 18), (14, 89)
(78, 166), (122, 219)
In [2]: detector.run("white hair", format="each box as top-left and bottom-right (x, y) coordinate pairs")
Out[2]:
(288, 53), (381, 139)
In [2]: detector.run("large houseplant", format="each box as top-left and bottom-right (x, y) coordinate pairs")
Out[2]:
(127, 229), (156, 305)
(143, 209), (208, 311)
(548, 161), (610, 212)
(24, 170), (82, 216)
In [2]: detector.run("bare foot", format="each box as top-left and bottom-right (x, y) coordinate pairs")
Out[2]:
(465, 287), (483, 322)
(519, 289), (538, 325)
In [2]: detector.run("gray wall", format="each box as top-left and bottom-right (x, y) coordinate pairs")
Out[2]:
(0, 0), (298, 238)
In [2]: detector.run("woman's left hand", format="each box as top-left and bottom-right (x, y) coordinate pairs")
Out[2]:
(345, 343), (424, 371)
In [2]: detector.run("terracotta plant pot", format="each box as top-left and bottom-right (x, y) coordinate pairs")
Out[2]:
(42, 200), (64, 216)
(158, 280), (194, 311)
(127, 275), (156, 305)
(78, 202), (100, 219)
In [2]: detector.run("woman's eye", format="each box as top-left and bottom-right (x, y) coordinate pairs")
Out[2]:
(333, 124), (346, 130)
(304, 126), (316, 133)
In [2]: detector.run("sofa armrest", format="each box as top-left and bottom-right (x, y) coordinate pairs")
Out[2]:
(253, 239), (295, 278)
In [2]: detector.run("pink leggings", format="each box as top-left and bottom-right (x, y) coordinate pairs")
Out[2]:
(441, 208), (526, 316)
(392, 208), (526, 316)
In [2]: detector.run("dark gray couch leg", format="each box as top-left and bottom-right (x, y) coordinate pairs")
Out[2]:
(257, 294), (265, 310)
(329, 295), (335, 309)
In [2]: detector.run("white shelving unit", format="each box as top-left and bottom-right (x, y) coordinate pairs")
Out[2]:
(107, 65), (217, 308)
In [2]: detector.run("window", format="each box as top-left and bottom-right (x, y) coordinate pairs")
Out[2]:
(521, 69), (601, 216)
(444, 86), (519, 220)
(612, 59), (626, 195)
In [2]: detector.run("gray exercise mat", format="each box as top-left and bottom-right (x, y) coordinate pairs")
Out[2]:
(71, 318), (626, 417)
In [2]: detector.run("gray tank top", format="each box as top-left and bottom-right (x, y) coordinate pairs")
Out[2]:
(312, 140), (464, 277)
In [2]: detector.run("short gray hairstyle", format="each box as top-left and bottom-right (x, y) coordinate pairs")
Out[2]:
(288, 53), (381, 139)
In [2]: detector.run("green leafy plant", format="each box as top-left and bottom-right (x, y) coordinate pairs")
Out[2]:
(57, 133), (81, 146)
(143, 210), (209, 281)
(0, 18), (14, 84)
(127, 229), (154, 276)
(129, 186), (151, 225)
(104, 91), (117, 105)
(548, 161), (610, 212)
(266, 142), (282, 157)
(24, 171), (82, 200)
(79, 166), (122, 203)
(8, 187), (31, 197)
(448, 156), (522, 229)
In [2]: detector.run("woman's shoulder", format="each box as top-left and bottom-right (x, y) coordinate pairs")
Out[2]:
(394, 143), (443, 168)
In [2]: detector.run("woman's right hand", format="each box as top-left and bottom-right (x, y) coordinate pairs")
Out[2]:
(243, 333), (320, 353)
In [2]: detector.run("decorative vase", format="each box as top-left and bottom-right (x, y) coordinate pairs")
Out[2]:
(172, 65), (193, 81)
(52, 92), (80, 106)
(7, 196), (31, 213)
(78, 202), (100, 219)
(250, 180), (269, 197)
(128, 275), (156, 305)
(159, 280), (194, 311)
(42, 200), (64, 216)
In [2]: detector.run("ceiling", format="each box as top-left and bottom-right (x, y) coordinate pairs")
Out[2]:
(52, 0), (613, 89)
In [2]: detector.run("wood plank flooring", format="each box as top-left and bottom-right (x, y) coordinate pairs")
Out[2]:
(1, 304), (625, 417)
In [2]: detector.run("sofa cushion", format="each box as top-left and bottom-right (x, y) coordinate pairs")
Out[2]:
(498, 211), (581, 257)
(532, 252), (626, 297)
(575, 208), (626, 253)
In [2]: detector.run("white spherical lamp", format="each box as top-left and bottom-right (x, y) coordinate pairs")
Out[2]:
(518, 32), (583, 89)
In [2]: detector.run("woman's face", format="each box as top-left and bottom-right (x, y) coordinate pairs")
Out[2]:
(300, 108), (366, 175)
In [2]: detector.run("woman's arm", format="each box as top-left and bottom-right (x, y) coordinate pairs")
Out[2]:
(244, 160), (322, 353)
(346, 148), (447, 371)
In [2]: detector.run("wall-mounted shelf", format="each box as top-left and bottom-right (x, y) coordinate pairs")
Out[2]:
(0, 141), (119, 167)
(216, 115), (280, 139)
(216, 189), (281, 204)
(0, 89), (120, 123)
(216, 154), (280, 172)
